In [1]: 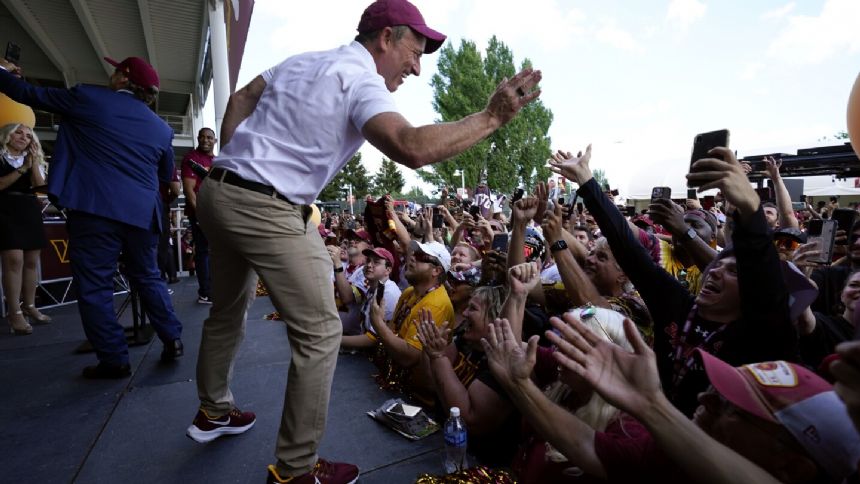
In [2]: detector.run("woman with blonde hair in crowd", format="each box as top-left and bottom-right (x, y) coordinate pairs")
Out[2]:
(0, 123), (50, 335)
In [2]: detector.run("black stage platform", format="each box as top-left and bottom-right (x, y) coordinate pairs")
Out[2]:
(0, 277), (446, 483)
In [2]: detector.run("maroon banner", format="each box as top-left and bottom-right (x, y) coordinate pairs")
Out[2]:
(225, 0), (255, 92)
(41, 221), (72, 281)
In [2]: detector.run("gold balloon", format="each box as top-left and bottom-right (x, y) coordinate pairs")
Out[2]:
(309, 203), (321, 227)
(0, 93), (35, 128)
(849, 71), (860, 159)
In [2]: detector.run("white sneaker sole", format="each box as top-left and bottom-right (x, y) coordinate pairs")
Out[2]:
(186, 420), (255, 443)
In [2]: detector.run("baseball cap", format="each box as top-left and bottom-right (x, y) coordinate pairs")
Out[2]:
(774, 227), (807, 244)
(410, 240), (451, 272)
(104, 56), (159, 89)
(357, 0), (447, 53)
(317, 225), (336, 239)
(363, 247), (396, 267)
(697, 350), (860, 479)
(346, 228), (372, 243)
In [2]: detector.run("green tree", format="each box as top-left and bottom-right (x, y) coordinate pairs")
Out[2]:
(423, 36), (553, 195)
(401, 186), (431, 204)
(372, 158), (406, 196)
(592, 168), (611, 191)
(318, 153), (372, 201)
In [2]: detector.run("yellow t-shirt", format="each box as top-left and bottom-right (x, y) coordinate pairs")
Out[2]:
(658, 239), (703, 295)
(366, 285), (454, 350)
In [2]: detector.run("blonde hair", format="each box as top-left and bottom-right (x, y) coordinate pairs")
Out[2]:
(544, 306), (632, 463)
(0, 123), (46, 166)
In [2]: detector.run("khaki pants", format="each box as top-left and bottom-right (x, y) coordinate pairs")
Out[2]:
(195, 178), (341, 475)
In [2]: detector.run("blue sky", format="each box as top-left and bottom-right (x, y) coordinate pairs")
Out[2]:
(215, 0), (860, 198)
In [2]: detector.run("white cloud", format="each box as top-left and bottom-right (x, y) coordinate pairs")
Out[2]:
(767, 0), (860, 64)
(665, 0), (706, 32)
(761, 2), (796, 20)
(739, 61), (764, 80)
(461, 0), (586, 52)
(594, 20), (642, 52)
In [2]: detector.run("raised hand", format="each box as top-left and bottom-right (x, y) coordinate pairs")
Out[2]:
(326, 245), (341, 268)
(507, 261), (541, 297)
(687, 147), (759, 218)
(511, 197), (539, 226)
(648, 199), (687, 237)
(549, 145), (593, 186)
(545, 311), (661, 416)
(762, 156), (782, 180)
(482, 318), (538, 386)
(485, 68), (543, 126)
(541, 200), (563, 242)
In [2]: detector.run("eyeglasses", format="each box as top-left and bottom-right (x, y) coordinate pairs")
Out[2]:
(773, 238), (800, 251)
(413, 252), (440, 266)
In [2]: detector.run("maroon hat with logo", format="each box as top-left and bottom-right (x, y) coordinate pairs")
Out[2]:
(357, 0), (447, 54)
(363, 247), (396, 267)
(104, 56), (160, 90)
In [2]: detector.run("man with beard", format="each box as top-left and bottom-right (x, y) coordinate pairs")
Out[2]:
(181, 127), (217, 303)
(368, 240), (454, 405)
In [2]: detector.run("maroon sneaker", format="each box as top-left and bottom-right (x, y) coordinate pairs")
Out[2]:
(265, 459), (359, 484)
(186, 407), (256, 443)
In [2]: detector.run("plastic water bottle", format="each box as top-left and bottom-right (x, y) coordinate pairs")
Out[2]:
(443, 406), (467, 473)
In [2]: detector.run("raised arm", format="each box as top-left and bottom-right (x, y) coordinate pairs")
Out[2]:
(0, 61), (76, 115)
(763, 156), (799, 229)
(362, 69), (541, 169)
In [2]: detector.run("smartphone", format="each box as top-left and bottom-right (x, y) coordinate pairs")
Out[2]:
(702, 195), (715, 211)
(832, 208), (859, 240)
(4, 42), (20, 64)
(687, 188), (698, 200)
(576, 202), (584, 214)
(491, 233), (509, 253)
(511, 187), (525, 203)
(610, 189), (620, 197)
(807, 219), (836, 264)
(375, 283), (385, 305)
(432, 207), (444, 228)
(625, 206), (636, 217)
(800, 194), (807, 203)
(651, 186), (671, 205)
(469, 205), (481, 218)
(557, 197), (565, 206)
(689, 129), (730, 186)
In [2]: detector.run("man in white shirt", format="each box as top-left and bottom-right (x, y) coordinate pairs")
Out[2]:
(186, 0), (542, 482)
(341, 247), (401, 349)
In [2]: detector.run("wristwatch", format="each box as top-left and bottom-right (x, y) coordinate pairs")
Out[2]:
(333, 266), (344, 273)
(684, 228), (697, 241)
(549, 239), (568, 253)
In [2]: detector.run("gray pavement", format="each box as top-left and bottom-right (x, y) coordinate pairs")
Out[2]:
(0, 277), (446, 483)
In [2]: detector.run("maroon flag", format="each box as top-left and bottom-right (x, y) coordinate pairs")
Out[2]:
(224, 0), (255, 92)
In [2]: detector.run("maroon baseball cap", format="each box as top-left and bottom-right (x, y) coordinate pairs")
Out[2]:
(363, 247), (396, 267)
(357, 0), (447, 54)
(104, 56), (160, 90)
(346, 228), (372, 243)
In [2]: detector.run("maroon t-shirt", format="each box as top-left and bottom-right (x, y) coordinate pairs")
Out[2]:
(181, 149), (214, 217)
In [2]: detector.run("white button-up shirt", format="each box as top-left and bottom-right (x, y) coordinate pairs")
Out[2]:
(214, 41), (397, 204)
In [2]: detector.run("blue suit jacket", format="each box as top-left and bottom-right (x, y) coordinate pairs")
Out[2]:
(0, 69), (174, 231)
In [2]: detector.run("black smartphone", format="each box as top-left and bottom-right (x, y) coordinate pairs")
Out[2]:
(491, 233), (509, 253)
(687, 188), (698, 200)
(800, 194), (807, 203)
(511, 187), (525, 203)
(625, 206), (636, 217)
(576, 202), (584, 214)
(650, 186), (671, 205)
(375, 283), (385, 305)
(5, 42), (20, 64)
(808, 219), (836, 264)
(432, 207), (444, 228)
(469, 205), (481, 218)
(689, 129), (730, 187)
(610, 189), (619, 197)
(832, 208), (859, 240)
(557, 197), (565, 206)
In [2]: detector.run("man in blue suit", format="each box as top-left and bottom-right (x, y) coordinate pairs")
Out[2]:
(0, 56), (183, 378)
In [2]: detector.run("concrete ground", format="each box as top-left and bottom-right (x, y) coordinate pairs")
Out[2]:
(0, 277), (447, 483)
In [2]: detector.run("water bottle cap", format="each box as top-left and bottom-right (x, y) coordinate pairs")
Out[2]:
(449, 407), (460, 417)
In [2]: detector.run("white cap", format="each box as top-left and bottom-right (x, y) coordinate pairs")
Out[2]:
(450, 406), (460, 417)
(410, 240), (451, 272)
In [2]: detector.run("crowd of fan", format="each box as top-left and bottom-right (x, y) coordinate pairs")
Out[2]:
(314, 145), (860, 484)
